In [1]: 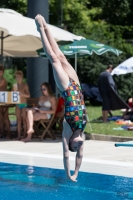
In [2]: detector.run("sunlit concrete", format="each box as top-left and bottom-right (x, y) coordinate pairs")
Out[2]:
(0, 138), (133, 178)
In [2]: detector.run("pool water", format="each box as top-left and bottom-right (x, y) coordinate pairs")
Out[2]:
(0, 162), (133, 200)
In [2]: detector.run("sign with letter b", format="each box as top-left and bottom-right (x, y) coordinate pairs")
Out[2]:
(11, 92), (20, 103)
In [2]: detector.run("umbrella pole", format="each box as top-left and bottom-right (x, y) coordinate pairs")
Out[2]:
(75, 53), (77, 72)
(0, 31), (4, 65)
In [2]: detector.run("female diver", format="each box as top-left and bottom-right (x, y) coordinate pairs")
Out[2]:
(35, 15), (87, 182)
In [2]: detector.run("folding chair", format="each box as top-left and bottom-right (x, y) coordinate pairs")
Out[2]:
(51, 115), (63, 134)
(33, 121), (40, 138)
(37, 113), (56, 141)
(35, 97), (64, 140)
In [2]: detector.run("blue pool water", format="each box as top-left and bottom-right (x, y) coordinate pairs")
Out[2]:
(0, 162), (133, 200)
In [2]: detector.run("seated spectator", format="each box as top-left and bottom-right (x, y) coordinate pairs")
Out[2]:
(12, 71), (30, 140)
(128, 98), (133, 109)
(0, 64), (10, 139)
(21, 82), (57, 142)
(123, 98), (133, 120)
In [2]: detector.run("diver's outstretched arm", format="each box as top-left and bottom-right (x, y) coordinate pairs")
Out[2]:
(72, 143), (84, 181)
(62, 135), (78, 182)
(62, 121), (78, 182)
(72, 133), (85, 181)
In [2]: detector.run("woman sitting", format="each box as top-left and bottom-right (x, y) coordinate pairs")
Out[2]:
(123, 98), (133, 120)
(21, 82), (57, 142)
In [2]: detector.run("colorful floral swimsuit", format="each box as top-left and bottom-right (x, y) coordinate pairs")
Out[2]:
(62, 78), (87, 133)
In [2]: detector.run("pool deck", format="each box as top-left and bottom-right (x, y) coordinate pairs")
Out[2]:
(0, 138), (133, 178)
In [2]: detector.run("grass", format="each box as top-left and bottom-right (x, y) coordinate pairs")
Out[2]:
(85, 105), (133, 137)
(8, 106), (133, 137)
(9, 107), (16, 121)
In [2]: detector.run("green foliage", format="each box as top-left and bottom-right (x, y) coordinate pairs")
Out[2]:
(95, 0), (133, 26)
(4, 68), (16, 91)
(0, 0), (27, 15)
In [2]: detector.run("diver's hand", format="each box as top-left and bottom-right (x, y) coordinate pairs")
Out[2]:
(71, 174), (78, 182)
(67, 175), (77, 182)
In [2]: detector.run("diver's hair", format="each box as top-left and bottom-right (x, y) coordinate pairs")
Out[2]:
(41, 82), (54, 96)
(0, 64), (4, 72)
(106, 64), (113, 70)
(69, 141), (75, 152)
(15, 70), (24, 77)
(69, 129), (83, 152)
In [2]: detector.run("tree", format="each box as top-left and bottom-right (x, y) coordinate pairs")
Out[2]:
(49, 0), (101, 34)
(0, 0), (27, 15)
(95, 0), (133, 26)
(1, 0), (133, 99)
(88, 0), (133, 40)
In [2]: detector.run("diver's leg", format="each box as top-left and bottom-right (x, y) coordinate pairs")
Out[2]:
(42, 17), (79, 84)
(72, 137), (84, 181)
(35, 15), (69, 91)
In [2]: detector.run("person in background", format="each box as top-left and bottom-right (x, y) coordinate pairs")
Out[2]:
(21, 82), (57, 142)
(98, 65), (129, 122)
(123, 98), (133, 120)
(0, 64), (11, 138)
(12, 71), (30, 140)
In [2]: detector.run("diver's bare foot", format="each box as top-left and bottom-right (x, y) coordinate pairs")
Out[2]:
(42, 17), (47, 29)
(21, 137), (31, 143)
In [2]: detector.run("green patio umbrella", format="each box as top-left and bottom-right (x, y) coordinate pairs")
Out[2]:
(37, 39), (122, 72)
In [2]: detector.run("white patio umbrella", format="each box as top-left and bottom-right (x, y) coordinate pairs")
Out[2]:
(0, 8), (84, 63)
(111, 57), (133, 76)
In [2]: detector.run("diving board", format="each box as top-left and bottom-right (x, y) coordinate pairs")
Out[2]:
(115, 141), (133, 147)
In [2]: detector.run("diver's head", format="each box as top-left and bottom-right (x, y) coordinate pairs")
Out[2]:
(69, 130), (84, 152)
